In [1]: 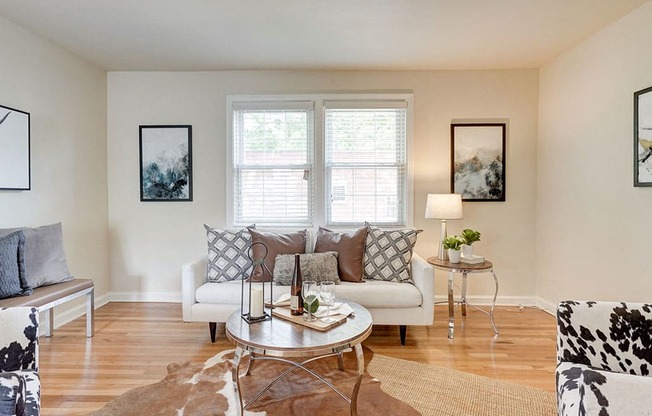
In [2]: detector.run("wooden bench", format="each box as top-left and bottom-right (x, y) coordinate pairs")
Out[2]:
(0, 279), (94, 337)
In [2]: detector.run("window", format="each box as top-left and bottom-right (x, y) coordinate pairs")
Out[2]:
(228, 95), (412, 228)
(324, 101), (407, 226)
(231, 101), (314, 227)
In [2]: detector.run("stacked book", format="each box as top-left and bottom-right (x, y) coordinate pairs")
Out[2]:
(460, 255), (484, 264)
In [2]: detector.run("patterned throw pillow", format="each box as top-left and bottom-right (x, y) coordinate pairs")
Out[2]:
(0, 231), (31, 299)
(205, 225), (254, 283)
(363, 225), (422, 283)
(272, 252), (340, 286)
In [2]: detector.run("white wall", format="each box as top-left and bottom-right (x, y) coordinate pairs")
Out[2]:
(108, 70), (539, 303)
(537, 3), (652, 306)
(0, 16), (109, 316)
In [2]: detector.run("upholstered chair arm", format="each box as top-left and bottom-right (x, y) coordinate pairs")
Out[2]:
(181, 256), (207, 322)
(557, 301), (652, 376)
(0, 307), (39, 372)
(411, 254), (435, 325)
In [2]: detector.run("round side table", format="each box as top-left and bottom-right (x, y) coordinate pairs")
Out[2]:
(426, 257), (499, 339)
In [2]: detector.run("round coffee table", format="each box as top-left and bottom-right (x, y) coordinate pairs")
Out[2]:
(225, 302), (373, 416)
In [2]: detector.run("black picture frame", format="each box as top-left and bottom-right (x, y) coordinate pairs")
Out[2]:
(634, 86), (652, 187)
(451, 123), (506, 202)
(139, 125), (193, 202)
(0, 104), (30, 190)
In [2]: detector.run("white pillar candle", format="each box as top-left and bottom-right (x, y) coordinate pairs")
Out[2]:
(250, 286), (264, 318)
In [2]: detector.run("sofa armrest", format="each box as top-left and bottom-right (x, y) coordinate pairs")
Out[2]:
(557, 300), (652, 376)
(181, 256), (207, 322)
(411, 253), (434, 325)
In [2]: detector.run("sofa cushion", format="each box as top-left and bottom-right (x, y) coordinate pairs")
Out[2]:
(363, 225), (421, 283)
(195, 279), (422, 308)
(248, 229), (307, 282)
(204, 224), (254, 283)
(273, 252), (339, 285)
(0, 231), (31, 299)
(556, 362), (652, 416)
(0, 223), (73, 289)
(314, 227), (367, 283)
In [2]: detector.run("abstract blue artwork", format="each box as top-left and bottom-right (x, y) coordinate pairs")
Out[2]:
(139, 125), (192, 201)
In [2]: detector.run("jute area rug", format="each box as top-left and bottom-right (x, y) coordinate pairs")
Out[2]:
(90, 348), (555, 416)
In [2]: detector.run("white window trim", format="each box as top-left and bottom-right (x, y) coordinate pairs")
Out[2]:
(226, 93), (415, 230)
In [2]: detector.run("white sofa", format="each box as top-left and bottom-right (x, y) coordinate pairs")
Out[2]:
(182, 254), (434, 345)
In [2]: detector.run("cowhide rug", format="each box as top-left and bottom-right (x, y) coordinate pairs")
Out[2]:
(90, 347), (418, 416)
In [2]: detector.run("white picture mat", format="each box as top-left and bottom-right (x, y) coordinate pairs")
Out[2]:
(0, 107), (30, 189)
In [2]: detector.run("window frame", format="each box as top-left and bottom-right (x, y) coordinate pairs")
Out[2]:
(226, 93), (415, 229)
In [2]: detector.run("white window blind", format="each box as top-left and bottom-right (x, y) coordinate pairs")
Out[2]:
(232, 102), (314, 227)
(324, 101), (407, 226)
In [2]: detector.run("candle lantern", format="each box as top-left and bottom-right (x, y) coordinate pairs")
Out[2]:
(241, 241), (273, 324)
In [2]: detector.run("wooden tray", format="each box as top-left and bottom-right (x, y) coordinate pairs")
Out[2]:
(272, 306), (348, 331)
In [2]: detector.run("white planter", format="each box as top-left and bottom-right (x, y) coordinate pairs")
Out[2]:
(448, 249), (461, 263)
(461, 244), (473, 258)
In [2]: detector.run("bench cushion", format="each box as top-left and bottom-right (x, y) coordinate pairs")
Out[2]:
(0, 279), (93, 308)
(195, 279), (422, 309)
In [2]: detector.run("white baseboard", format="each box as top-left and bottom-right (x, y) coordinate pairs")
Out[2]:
(535, 297), (557, 316)
(110, 292), (181, 302)
(433, 295), (538, 307)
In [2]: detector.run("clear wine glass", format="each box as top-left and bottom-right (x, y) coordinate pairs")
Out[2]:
(319, 281), (336, 323)
(302, 280), (318, 322)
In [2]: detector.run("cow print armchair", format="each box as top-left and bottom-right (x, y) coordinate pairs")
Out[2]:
(556, 301), (652, 416)
(0, 307), (40, 416)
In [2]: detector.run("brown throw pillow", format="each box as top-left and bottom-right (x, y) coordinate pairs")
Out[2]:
(314, 226), (367, 283)
(247, 228), (307, 282)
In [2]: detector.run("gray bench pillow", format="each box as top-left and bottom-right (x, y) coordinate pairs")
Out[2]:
(0, 223), (73, 289)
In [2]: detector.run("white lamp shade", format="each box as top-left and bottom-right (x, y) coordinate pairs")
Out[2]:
(425, 194), (463, 219)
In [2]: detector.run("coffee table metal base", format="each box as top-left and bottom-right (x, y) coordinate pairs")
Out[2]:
(231, 344), (364, 416)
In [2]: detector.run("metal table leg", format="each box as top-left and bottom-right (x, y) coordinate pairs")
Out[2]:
(337, 351), (345, 371)
(461, 272), (468, 316)
(448, 271), (455, 339)
(232, 347), (244, 416)
(489, 270), (499, 334)
(350, 343), (364, 416)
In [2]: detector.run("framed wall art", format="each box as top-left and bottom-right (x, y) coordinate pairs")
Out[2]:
(634, 86), (652, 187)
(0, 104), (30, 190)
(451, 123), (506, 201)
(139, 125), (193, 201)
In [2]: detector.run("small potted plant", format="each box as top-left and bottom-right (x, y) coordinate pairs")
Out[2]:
(442, 235), (464, 263)
(460, 229), (481, 257)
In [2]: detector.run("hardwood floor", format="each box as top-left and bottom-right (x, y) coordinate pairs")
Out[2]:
(39, 303), (557, 415)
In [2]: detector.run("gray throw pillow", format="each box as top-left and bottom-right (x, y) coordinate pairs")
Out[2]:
(363, 225), (422, 283)
(205, 224), (254, 282)
(0, 231), (31, 299)
(0, 223), (73, 288)
(273, 252), (340, 286)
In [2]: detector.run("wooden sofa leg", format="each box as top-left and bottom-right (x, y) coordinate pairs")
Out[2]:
(209, 322), (217, 343)
(399, 325), (407, 346)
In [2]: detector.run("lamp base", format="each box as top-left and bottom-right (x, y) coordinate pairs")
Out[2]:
(437, 220), (448, 260)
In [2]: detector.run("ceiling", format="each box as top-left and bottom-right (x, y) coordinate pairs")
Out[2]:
(0, 0), (646, 71)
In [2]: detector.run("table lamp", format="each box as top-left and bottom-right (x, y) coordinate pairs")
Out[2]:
(425, 193), (463, 260)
